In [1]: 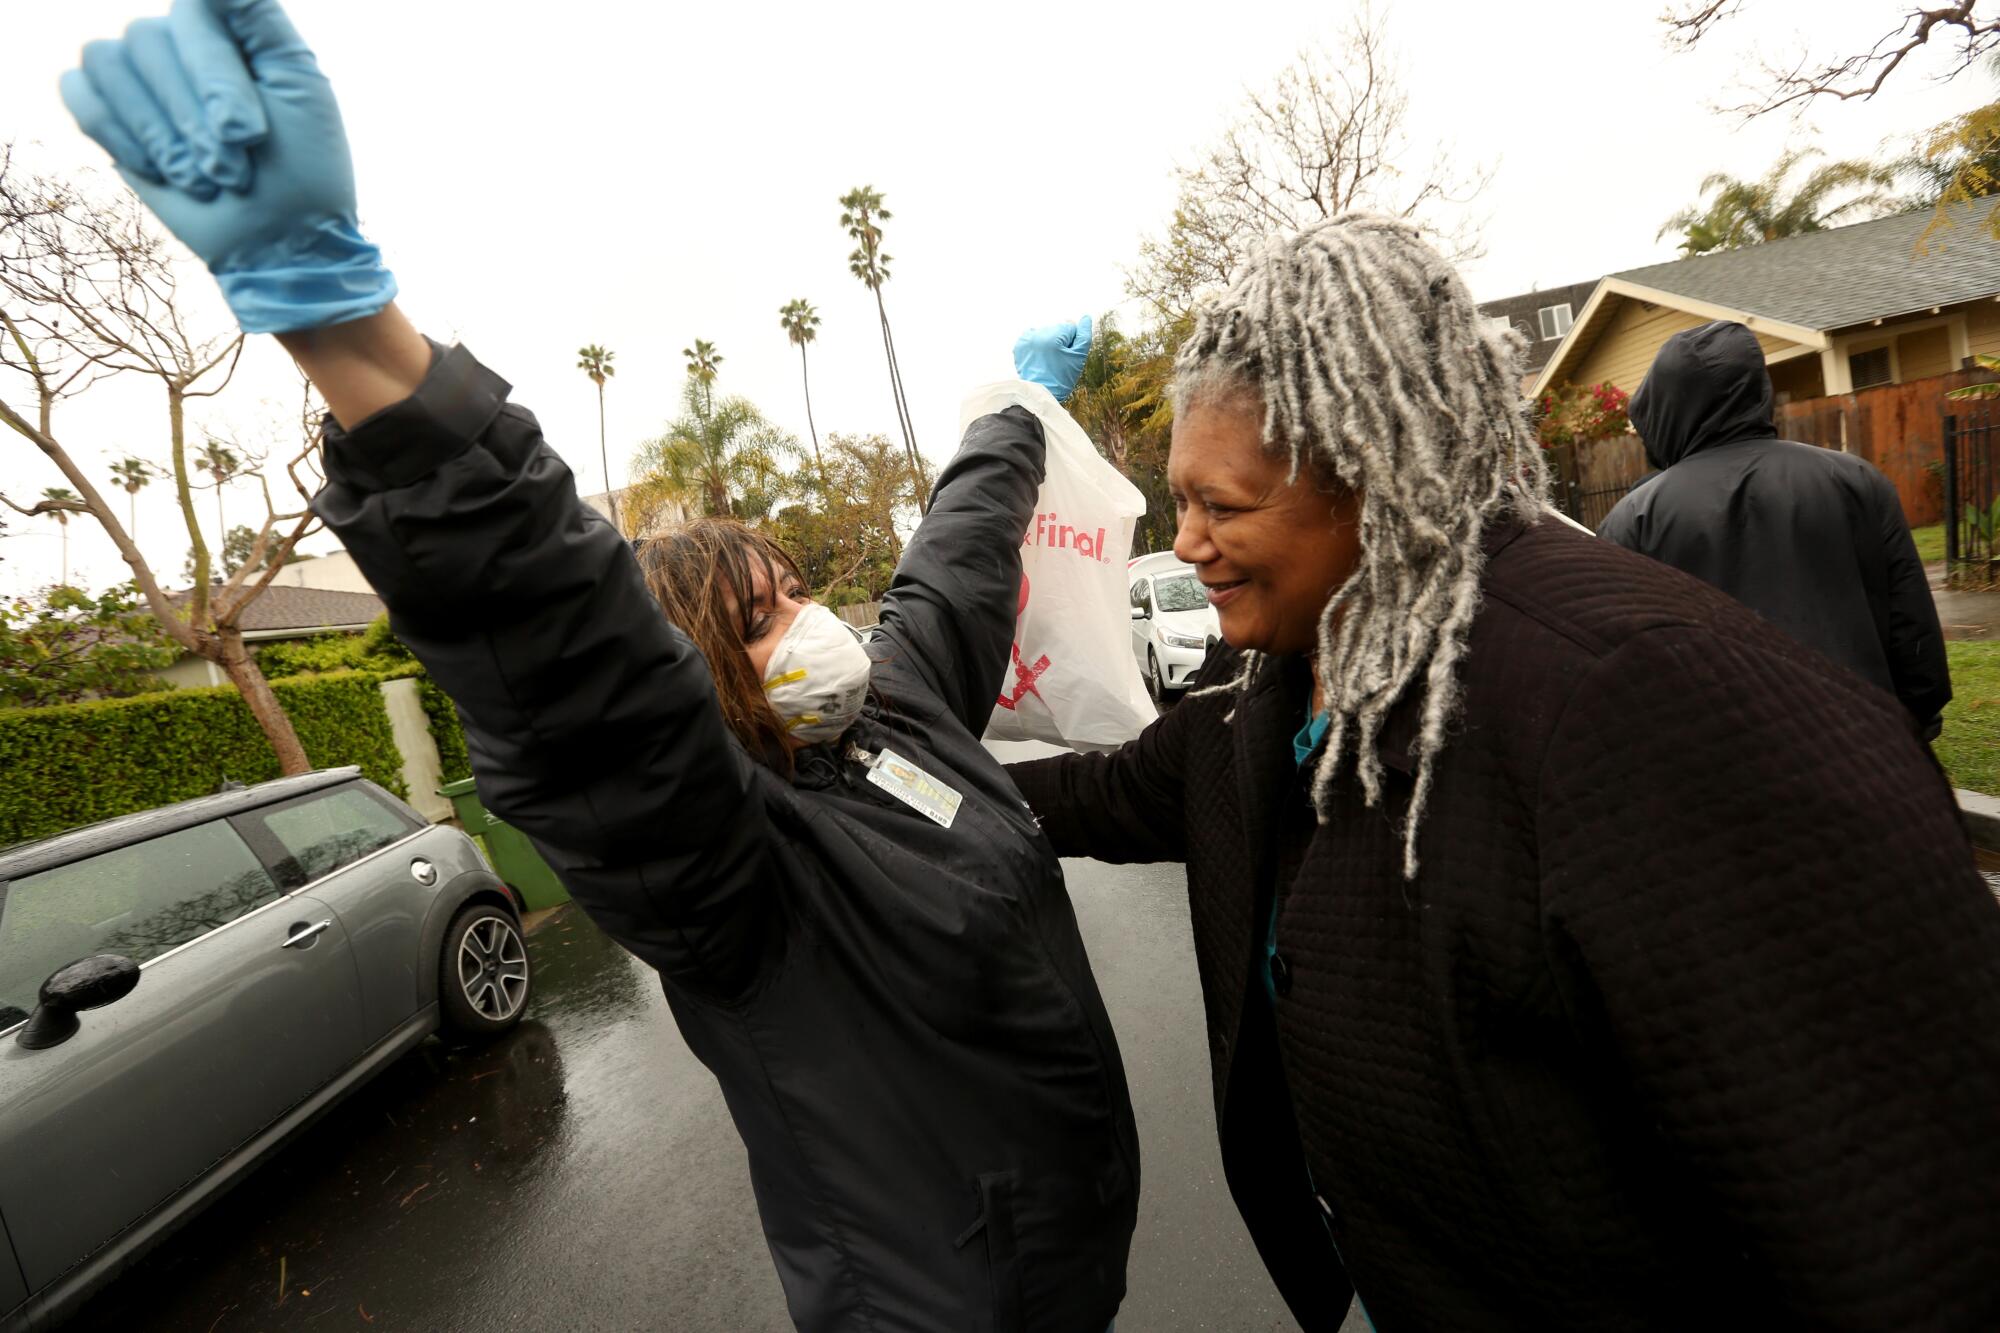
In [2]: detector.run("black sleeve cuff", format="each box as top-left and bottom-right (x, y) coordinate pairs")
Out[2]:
(319, 341), (513, 492)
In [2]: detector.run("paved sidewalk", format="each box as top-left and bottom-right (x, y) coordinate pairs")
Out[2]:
(1927, 563), (2000, 640)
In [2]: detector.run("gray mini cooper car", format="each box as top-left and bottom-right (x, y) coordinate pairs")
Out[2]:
(0, 768), (532, 1330)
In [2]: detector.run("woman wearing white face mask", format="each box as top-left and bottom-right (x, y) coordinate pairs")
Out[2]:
(58, 6), (1138, 1319)
(326, 323), (1137, 1331)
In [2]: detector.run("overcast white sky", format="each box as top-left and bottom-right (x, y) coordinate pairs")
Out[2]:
(0, 0), (1985, 595)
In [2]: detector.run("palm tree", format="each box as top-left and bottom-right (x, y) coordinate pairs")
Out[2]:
(778, 299), (825, 481)
(839, 186), (924, 512)
(41, 486), (78, 586)
(109, 456), (155, 538)
(631, 381), (797, 520)
(193, 439), (243, 545)
(1659, 149), (1902, 257)
(577, 345), (618, 531)
(682, 339), (724, 418)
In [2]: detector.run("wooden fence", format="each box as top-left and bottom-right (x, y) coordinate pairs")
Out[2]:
(1776, 367), (2000, 527)
(833, 601), (883, 629)
(1547, 435), (1651, 530)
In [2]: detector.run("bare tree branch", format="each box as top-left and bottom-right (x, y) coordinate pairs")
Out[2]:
(1665, 1), (2000, 116)
(1126, 6), (1490, 323)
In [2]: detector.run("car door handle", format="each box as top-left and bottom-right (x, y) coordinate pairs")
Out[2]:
(282, 920), (332, 950)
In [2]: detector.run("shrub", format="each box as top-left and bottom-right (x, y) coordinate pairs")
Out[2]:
(257, 614), (466, 785)
(1536, 381), (1632, 448)
(0, 670), (406, 848)
(418, 675), (472, 784)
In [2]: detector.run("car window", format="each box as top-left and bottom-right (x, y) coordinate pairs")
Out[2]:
(247, 784), (417, 888)
(1154, 573), (1207, 613)
(0, 821), (281, 1022)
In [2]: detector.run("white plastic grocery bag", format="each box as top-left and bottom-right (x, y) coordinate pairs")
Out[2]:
(961, 380), (1158, 748)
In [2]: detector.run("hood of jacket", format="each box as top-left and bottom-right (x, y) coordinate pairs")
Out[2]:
(1628, 320), (1777, 470)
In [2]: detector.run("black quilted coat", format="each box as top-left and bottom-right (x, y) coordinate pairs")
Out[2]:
(313, 346), (1138, 1332)
(1010, 515), (2000, 1332)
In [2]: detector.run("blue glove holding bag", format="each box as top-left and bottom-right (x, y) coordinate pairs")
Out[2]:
(1013, 315), (1094, 404)
(59, 0), (395, 334)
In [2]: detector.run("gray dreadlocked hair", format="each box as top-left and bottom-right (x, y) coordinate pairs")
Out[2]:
(1175, 213), (1549, 879)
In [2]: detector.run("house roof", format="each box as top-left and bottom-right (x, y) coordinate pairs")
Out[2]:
(1609, 201), (2000, 333)
(167, 584), (384, 635)
(1476, 280), (1599, 374)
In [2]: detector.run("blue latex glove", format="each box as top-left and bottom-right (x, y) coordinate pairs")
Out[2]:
(59, 0), (396, 334)
(1013, 315), (1094, 403)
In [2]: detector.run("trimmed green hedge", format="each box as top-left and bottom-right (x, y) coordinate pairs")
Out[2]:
(417, 675), (472, 784)
(0, 669), (407, 848)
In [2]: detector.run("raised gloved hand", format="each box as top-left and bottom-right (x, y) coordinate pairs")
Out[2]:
(1013, 315), (1094, 403)
(59, 0), (396, 334)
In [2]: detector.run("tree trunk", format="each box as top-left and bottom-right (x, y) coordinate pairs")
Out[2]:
(597, 380), (618, 533)
(872, 292), (926, 514)
(799, 344), (824, 485)
(171, 387), (211, 622)
(215, 627), (311, 775)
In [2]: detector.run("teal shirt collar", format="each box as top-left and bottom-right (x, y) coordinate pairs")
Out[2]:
(1292, 709), (1330, 768)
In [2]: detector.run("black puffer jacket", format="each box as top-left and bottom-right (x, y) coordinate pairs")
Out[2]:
(1598, 320), (1950, 728)
(312, 346), (1139, 1332)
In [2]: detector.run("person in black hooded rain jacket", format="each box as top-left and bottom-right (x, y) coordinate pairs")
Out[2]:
(50, 6), (1139, 1329)
(1598, 320), (1951, 732)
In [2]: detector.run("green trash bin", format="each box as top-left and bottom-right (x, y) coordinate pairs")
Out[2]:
(438, 777), (571, 911)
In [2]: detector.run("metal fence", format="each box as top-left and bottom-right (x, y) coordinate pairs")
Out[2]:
(1944, 407), (2000, 582)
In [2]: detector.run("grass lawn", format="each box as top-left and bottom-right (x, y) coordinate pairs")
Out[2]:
(1912, 523), (1945, 565)
(1940, 640), (2000, 795)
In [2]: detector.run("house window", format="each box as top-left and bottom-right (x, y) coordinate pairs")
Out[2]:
(1848, 345), (1893, 389)
(1537, 303), (1574, 341)
(1481, 314), (1513, 336)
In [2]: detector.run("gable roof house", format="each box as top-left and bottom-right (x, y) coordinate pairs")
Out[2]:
(1535, 203), (2000, 524)
(156, 585), (385, 690)
(1537, 204), (2000, 404)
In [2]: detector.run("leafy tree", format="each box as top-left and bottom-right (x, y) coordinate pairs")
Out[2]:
(840, 186), (925, 511)
(766, 432), (928, 600)
(682, 338), (723, 417)
(1064, 314), (1182, 554)
(1127, 12), (1490, 324)
(0, 582), (177, 708)
(577, 344), (618, 531)
(108, 456), (156, 539)
(779, 299), (825, 477)
(1659, 148), (1901, 256)
(630, 381), (796, 520)
(1897, 56), (2000, 246)
(0, 150), (319, 773)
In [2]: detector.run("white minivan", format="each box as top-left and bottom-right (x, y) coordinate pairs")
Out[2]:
(1127, 553), (1220, 703)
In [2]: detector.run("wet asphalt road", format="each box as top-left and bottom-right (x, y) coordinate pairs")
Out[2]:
(72, 748), (1365, 1332)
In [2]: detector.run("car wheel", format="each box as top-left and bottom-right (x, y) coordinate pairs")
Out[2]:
(440, 904), (531, 1041)
(1146, 648), (1166, 706)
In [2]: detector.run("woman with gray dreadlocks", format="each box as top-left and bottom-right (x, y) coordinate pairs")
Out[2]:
(1010, 215), (2000, 1331)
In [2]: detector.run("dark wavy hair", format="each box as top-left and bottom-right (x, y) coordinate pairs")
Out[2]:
(635, 518), (805, 773)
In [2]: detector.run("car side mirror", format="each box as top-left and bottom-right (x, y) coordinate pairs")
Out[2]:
(18, 954), (141, 1050)
(1130, 605), (1149, 620)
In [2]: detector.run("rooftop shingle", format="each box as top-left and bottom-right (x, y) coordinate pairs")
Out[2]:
(1612, 201), (2000, 332)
